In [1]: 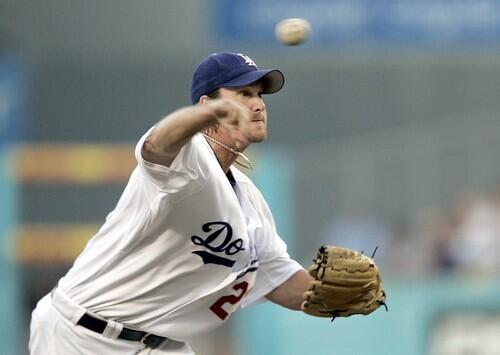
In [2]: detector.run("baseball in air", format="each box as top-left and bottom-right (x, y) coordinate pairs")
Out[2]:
(275, 18), (312, 46)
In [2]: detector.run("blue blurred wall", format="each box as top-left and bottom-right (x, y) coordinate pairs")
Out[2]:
(0, 54), (27, 355)
(235, 277), (500, 355)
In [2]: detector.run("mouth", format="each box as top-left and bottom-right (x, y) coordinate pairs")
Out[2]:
(251, 120), (266, 127)
(251, 113), (265, 122)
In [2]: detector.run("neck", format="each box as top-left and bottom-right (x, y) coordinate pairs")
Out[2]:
(202, 134), (253, 172)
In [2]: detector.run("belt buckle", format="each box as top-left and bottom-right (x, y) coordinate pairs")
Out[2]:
(140, 333), (151, 348)
(140, 333), (164, 349)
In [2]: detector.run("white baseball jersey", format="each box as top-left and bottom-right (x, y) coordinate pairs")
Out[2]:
(58, 127), (302, 342)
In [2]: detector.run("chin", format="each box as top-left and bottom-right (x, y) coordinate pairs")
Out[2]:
(250, 131), (268, 143)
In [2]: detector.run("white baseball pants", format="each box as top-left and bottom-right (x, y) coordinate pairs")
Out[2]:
(29, 290), (194, 355)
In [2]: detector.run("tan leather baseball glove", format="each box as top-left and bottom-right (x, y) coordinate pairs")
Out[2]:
(301, 245), (387, 319)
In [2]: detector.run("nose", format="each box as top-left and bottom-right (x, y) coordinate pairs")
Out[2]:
(250, 97), (265, 113)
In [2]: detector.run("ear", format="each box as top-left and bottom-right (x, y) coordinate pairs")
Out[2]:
(198, 95), (211, 105)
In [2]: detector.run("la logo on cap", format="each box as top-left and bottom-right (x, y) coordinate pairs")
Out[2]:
(237, 53), (257, 68)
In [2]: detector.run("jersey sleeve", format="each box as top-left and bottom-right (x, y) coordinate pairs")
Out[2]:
(134, 126), (209, 194)
(240, 186), (303, 308)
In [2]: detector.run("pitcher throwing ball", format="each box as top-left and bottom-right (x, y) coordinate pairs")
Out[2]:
(29, 52), (386, 355)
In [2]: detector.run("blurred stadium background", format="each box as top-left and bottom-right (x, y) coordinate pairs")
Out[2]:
(2, 1), (500, 354)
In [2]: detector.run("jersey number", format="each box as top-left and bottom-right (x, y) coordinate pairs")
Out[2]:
(209, 281), (249, 320)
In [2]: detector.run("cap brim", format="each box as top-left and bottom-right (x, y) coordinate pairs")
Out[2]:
(222, 69), (285, 95)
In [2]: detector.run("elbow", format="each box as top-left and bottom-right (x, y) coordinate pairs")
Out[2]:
(141, 135), (160, 159)
(142, 135), (159, 155)
(141, 133), (175, 167)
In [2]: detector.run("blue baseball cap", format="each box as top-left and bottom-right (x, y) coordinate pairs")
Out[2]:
(190, 52), (285, 104)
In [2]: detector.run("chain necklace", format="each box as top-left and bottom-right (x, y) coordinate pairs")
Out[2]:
(202, 133), (253, 170)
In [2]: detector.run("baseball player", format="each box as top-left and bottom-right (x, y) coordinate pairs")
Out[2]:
(29, 52), (312, 355)
(29, 52), (386, 355)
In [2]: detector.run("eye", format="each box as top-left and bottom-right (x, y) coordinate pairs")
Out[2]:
(239, 89), (251, 97)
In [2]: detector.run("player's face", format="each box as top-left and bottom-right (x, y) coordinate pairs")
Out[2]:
(218, 82), (268, 143)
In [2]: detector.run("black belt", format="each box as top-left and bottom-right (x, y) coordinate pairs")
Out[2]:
(77, 313), (166, 349)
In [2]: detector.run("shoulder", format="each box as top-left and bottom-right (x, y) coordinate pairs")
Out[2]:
(134, 128), (214, 192)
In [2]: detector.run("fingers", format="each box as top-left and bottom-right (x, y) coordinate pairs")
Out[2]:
(209, 98), (251, 126)
(207, 99), (252, 148)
